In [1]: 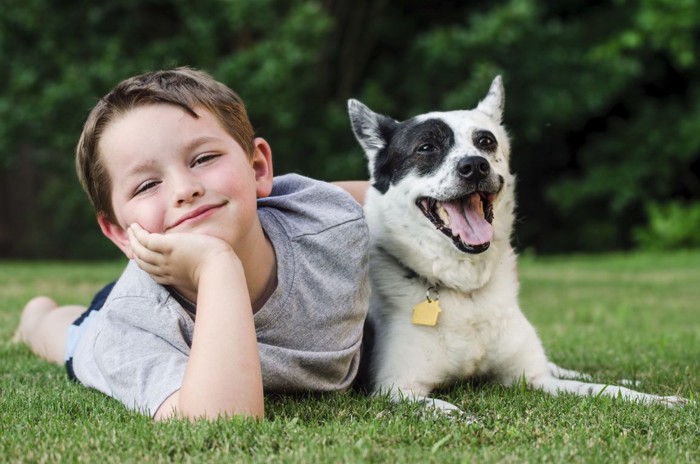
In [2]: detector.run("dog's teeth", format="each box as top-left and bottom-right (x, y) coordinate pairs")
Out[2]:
(436, 203), (451, 226)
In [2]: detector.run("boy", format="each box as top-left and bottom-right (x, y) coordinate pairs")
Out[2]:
(13, 67), (370, 421)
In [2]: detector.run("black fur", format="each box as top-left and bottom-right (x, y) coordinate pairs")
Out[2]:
(373, 118), (455, 193)
(472, 130), (498, 154)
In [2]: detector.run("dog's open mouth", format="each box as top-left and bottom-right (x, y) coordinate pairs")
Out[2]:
(417, 192), (495, 254)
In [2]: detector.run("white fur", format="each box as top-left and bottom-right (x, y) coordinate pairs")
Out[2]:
(351, 76), (686, 413)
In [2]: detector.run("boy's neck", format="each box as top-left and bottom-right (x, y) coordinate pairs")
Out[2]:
(239, 224), (277, 313)
(251, 260), (277, 313)
(173, 222), (277, 314)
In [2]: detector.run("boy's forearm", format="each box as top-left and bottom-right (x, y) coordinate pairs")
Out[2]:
(162, 253), (263, 420)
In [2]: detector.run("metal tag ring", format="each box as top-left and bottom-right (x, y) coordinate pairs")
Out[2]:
(426, 286), (440, 302)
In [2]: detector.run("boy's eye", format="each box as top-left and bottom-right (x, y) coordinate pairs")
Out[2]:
(134, 181), (159, 196)
(192, 153), (220, 166)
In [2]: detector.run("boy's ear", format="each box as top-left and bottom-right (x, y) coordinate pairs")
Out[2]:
(251, 137), (274, 198)
(97, 213), (133, 259)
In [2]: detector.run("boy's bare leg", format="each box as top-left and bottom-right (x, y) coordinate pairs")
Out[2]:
(13, 296), (86, 365)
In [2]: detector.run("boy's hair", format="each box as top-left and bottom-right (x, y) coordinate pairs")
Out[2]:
(76, 67), (255, 224)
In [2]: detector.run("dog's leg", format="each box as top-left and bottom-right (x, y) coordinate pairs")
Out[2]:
(371, 344), (468, 416)
(547, 362), (591, 381)
(530, 376), (687, 407)
(370, 376), (471, 417)
(374, 376), (467, 415)
(497, 317), (687, 406)
(549, 362), (642, 387)
(369, 313), (471, 416)
(383, 388), (466, 415)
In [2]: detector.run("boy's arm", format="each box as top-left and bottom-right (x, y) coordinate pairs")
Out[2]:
(128, 224), (263, 421)
(333, 181), (368, 205)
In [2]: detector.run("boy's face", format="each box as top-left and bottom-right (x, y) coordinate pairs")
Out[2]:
(97, 103), (273, 257)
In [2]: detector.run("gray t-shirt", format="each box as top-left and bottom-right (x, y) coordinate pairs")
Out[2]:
(71, 174), (370, 416)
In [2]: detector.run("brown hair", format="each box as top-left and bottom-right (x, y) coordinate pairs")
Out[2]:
(76, 67), (255, 224)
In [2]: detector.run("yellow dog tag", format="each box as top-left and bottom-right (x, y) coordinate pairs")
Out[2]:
(412, 287), (442, 326)
(412, 299), (442, 326)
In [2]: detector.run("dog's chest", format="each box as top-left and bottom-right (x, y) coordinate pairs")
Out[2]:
(380, 284), (515, 375)
(435, 290), (510, 349)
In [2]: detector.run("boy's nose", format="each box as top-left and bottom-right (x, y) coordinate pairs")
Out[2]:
(173, 176), (204, 205)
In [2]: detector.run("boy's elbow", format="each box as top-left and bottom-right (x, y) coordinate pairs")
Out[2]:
(153, 390), (264, 422)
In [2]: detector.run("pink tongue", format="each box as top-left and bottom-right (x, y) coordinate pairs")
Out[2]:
(442, 194), (493, 246)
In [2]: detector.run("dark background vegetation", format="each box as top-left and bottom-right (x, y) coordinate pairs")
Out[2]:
(1, 0), (699, 260)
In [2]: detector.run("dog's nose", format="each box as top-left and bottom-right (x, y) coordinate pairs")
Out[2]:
(457, 156), (490, 181)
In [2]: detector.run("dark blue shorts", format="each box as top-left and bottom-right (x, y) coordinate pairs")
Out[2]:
(65, 281), (116, 380)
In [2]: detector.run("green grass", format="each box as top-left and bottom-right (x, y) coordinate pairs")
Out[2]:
(1, 252), (699, 463)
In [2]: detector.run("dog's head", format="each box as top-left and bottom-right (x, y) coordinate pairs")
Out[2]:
(348, 76), (513, 257)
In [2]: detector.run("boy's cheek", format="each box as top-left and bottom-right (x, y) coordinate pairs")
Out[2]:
(98, 213), (134, 258)
(115, 237), (135, 260)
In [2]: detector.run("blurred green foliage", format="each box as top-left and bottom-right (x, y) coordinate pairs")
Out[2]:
(1, 0), (698, 259)
(634, 201), (700, 250)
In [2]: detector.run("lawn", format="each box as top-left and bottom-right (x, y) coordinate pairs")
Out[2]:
(1, 252), (698, 463)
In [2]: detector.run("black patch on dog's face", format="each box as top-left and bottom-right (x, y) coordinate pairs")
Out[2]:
(472, 130), (498, 154)
(372, 118), (455, 193)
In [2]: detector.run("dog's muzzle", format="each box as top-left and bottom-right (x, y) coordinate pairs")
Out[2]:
(416, 156), (500, 254)
(457, 156), (490, 183)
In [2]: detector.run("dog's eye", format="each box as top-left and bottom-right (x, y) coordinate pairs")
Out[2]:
(478, 136), (495, 148)
(418, 143), (437, 153)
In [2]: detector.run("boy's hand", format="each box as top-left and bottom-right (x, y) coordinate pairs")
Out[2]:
(127, 223), (238, 294)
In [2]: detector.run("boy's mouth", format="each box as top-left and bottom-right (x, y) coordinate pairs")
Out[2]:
(167, 203), (225, 231)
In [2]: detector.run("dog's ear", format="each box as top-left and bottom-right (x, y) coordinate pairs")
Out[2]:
(348, 99), (397, 157)
(475, 76), (505, 124)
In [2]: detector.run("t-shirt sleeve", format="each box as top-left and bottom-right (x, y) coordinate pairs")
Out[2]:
(76, 296), (192, 417)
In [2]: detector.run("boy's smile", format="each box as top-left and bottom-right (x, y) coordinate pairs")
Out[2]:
(96, 103), (273, 258)
(166, 202), (227, 232)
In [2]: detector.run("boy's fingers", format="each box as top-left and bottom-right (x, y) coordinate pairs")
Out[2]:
(128, 227), (163, 265)
(129, 223), (172, 254)
(128, 223), (152, 247)
(130, 243), (169, 279)
(132, 256), (162, 277)
(130, 253), (176, 284)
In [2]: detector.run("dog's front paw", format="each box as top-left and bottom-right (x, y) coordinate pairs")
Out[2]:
(655, 395), (693, 408)
(380, 388), (479, 422)
(417, 396), (462, 412)
(415, 396), (478, 423)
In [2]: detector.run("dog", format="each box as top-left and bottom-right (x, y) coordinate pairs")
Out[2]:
(348, 76), (686, 413)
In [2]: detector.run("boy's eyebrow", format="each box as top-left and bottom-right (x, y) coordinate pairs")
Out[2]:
(181, 135), (224, 152)
(124, 159), (158, 179)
